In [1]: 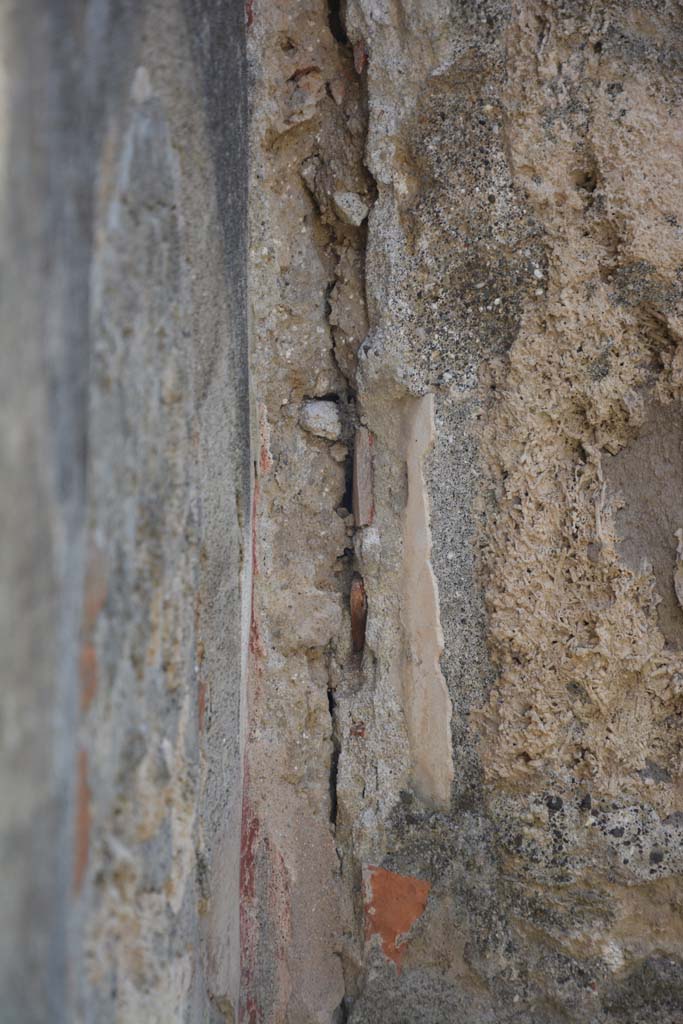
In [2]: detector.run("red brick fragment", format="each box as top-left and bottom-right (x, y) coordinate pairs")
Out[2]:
(350, 573), (368, 653)
(364, 865), (431, 970)
(353, 39), (367, 74)
(79, 644), (98, 713)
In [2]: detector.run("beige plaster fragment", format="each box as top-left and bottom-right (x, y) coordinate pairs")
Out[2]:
(353, 426), (374, 526)
(401, 394), (453, 809)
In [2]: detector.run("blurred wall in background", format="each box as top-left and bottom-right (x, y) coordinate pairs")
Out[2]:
(0, 3), (249, 1021)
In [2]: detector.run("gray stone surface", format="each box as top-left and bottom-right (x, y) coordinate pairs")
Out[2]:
(0, 2), (248, 1021)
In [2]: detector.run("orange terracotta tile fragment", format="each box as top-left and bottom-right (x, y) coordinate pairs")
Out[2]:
(364, 865), (431, 970)
(350, 573), (367, 653)
(353, 39), (368, 74)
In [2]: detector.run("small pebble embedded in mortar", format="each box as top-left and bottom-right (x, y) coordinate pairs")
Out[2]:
(332, 191), (369, 227)
(299, 399), (342, 440)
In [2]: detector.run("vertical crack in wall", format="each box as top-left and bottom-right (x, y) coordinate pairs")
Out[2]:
(250, 1), (683, 1020)
(327, 0), (349, 46)
(327, 684), (341, 826)
(244, 1), (371, 1018)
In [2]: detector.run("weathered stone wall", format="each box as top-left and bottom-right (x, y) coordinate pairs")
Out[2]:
(1, 2), (248, 1022)
(3, 1), (683, 1022)
(347, 2), (683, 1020)
(246, 1), (683, 1021)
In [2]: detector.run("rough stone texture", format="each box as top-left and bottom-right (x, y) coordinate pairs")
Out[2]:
(4, 1), (683, 1022)
(242, 4), (370, 1019)
(1, 2), (248, 1022)
(336, 1), (683, 1021)
(300, 399), (344, 441)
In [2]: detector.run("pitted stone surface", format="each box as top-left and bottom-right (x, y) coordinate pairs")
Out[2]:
(4, 2), (683, 1022)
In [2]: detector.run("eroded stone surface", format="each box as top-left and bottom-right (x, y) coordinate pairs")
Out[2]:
(243, 2), (371, 1020)
(605, 399), (683, 645)
(338, 0), (683, 1021)
(6, 1), (683, 1022)
(1, 3), (249, 1022)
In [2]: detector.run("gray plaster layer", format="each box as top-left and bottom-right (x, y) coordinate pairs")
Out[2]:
(0, 2), (248, 1021)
